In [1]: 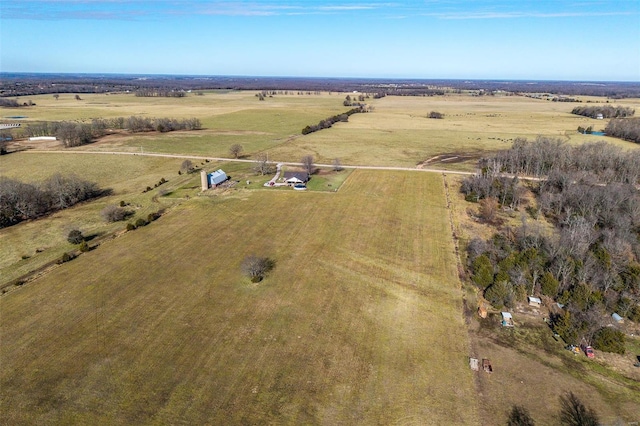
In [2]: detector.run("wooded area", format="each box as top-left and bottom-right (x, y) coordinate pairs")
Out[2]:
(463, 138), (640, 349)
(571, 105), (635, 119)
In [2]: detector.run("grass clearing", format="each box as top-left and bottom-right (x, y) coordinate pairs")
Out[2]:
(0, 170), (480, 425)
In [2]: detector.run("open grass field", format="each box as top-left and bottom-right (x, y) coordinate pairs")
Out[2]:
(0, 170), (481, 425)
(267, 94), (640, 169)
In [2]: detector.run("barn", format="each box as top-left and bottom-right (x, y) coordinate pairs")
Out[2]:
(208, 169), (228, 187)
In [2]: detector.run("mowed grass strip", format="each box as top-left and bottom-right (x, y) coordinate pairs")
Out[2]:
(0, 170), (479, 425)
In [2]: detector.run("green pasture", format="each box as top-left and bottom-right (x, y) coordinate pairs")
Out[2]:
(0, 170), (480, 425)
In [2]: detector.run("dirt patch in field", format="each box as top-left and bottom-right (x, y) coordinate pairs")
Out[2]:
(417, 151), (484, 168)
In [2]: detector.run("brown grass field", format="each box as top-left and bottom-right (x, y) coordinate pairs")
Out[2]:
(0, 170), (481, 425)
(7, 92), (640, 169)
(2, 92), (640, 424)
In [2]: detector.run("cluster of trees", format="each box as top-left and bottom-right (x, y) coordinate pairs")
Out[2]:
(464, 138), (640, 348)
(485, 137), (640, 183)
(343, 94), (368, 106)
(605, 117), (640, 144)
(134, 89), (186, 97)
(0, 174), (105, 228)
(571, 105), (634, 119)
(301, 106), (367, 135)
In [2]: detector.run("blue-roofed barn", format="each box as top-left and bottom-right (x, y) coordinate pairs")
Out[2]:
(208, 169), (228, 187)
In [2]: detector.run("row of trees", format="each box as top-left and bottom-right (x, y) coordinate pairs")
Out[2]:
(0, 174), (105, 228)
(21, 116), (202, 147)
(571, 105), (634, 118)
(301, 106), (368, 135)
(464, 138), (640, 348)
(605, 117), (640, 144)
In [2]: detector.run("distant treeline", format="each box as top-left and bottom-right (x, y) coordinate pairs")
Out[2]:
(301, 106), (368, 135)
(23, 116), (202, 147)
(605, 118), (640, 144)
(0, 174), (107, 228)
(134, 89), (186, 97)
(3, 73), (640, 98)
(463, 137), (640, 349)
(571, 105), (635, 119)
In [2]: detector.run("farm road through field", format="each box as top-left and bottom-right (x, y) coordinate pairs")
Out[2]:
(26, 149), (476, 176)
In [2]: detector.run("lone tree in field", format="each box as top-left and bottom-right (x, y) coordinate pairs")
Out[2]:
(333, 158), (343, 172)
(67, 229), (84, 244)
(301, 155), (315, 175)
(75, 95), (82, 101)
(241, 255), (274, 282)
(229, 144), (243, 159)
(428, 111), (444, 119)
(53, 94), (59, 100)
(100, 205), (130, 223)
(507, 405), (535, 426)
(558, 392), (599, 426)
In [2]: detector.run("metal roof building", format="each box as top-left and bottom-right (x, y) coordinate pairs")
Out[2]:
(208, 169), (228, 187)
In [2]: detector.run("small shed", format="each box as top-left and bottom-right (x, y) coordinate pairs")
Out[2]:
(501, 312), (514, 327)
(469, 358), (479, 371)
(528, 296), (542, 308)
(208, 169), (228, 187)
(612, 313), (624, 323)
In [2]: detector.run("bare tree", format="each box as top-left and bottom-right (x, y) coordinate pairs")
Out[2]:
(478, 197), (499, 223)
(333, 158), (343, 172)
(229, 144), (243, 159)
(301, 155), (315, 175)
(558, 392), (599, 426)
(180, 160), (194, 173)
(100, 205), (130, 223)
(252, 153), (272, 176)
(241, 255), (274, 282)
(507, 405), (535, 426)
(53, 94), (59, 100)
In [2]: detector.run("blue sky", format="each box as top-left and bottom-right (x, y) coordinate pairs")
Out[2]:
(2, 1), (639, 81)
